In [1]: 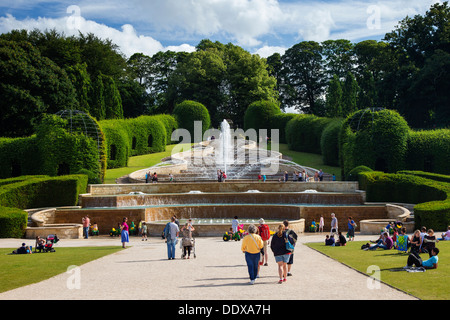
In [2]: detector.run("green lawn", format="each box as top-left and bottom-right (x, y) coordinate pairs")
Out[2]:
(274, 143), (342, 180)
(104, 143), (192, 184)
(0, 246), (123, 293)
(306, 241), (450, 300)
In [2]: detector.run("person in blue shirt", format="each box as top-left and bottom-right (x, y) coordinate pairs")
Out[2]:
(405, 247), (439, 269)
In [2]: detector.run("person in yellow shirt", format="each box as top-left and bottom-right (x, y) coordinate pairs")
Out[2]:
(241, 224), (264, 285)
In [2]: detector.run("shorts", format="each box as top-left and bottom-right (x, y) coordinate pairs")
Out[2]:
(275, 254), (291, 263)
(287, 253), (294, 265)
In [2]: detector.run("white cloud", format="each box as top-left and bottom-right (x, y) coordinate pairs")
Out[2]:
(0, 13), (195, 57)
(253, 45), (286, 58)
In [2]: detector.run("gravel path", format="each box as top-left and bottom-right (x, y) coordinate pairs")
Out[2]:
(0, 234), (417, 300)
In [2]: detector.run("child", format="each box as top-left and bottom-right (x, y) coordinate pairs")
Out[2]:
(438, 226), (450, 241)
(232, 216), (239, 234)
(141, 222), (148, 241)
(422, 229), (438, 256)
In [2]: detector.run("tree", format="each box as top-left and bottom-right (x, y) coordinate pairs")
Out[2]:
(102, 75), (123, 119)
(281, 41), (326, 114)
(321, 39), (354, 80)
(325, 75), (343, 117)
(0, 40), (77, 137)
(341, 72), (359, 116)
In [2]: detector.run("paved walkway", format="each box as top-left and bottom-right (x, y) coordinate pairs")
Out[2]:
(0, 234), (417, 300)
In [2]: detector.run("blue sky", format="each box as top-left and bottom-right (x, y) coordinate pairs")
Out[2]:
(0, 0), (439, 58)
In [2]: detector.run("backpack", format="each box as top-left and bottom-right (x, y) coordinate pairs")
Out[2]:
(259, 224), (270, 241)
(285, 230), (295, 252)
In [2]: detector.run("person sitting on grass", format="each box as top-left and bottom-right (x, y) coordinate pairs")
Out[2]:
(438, 226), (450, 241)
(405, 247), (439, 270)
(325, 234), (335, 246)
(368, 232), (393, 250)
(336, 231), (347, 246)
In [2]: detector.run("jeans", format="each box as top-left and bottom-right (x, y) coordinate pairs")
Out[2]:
(83, 227), (89, 239)
(407, 252), (423, 267)
(167, 239), (176, 259)
(245, 252), (260, 281)
(369, 240), (387, 250)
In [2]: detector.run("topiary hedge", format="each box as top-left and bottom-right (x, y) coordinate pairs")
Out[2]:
(346, 165), (373, 182)
(339, 109), (409, 178)
(173, 100), (211, 142)
(405, 129), (450, 175)
(244, 100), (281, 139)
(99, 119), (130, 169)
(286, 114), (334, 154)
(154, 114), (179, 144)
(0, 206), (28, 238)
(358, 171), (450, 231)
(0, 136), (39, 179)
(320, 118), (343, 166)
(0, 174), (89, 209)
(270, 113), (297, 144)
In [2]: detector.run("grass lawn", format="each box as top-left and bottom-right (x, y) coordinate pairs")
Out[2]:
(275, 143), (342, 180)
(104, 143), (192, 184)
(0, 246), (123, 293)
(306, 240), (450, 300)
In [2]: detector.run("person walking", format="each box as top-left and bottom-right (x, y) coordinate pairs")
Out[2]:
(181, 222), (195, 259)
(270, 224), (292, 284)
(283, 220), (298, 277)
(82, 215), (90, 239)
(120, 217), (129, 248)
(164, 217), (179, 260)
(241, 224), (264, 285)
(258, 218), (271, 267)
(319, 215), (324, 233)
(330, 213), (338, 236)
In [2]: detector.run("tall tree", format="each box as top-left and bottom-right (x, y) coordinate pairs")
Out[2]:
(281, 41), (326, 114)
(341, 72), (359, 116)
(325, 75), (343, 117)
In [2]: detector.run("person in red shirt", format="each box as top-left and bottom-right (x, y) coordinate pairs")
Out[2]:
(82, 215), (90, 239)
(258, 219), (271, 266)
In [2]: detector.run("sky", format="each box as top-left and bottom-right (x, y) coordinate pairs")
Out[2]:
(0, 0), (441, 58)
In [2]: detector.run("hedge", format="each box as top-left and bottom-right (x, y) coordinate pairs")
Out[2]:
(0, 174), (89, 209)
(0, 136), (39, 179)
(405, 129), (450, 175)
(154, 114), (179, 144)
(173, 100), (211, 142)
(270, 113), (297, 144)
(358, 171), (450, 231)
(320, 118), (343, 166)
(286, 114), (334, 154)
(346, 165), (373, 182)
(0, 206), (28, 238)
(244, 100), (281, 139)
(339, 109), (409, 178)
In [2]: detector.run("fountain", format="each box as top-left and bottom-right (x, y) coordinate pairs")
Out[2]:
(25, 119), (412, 239)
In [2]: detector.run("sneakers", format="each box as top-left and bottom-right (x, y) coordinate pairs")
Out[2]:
(249, 280), (255, 285)
(287, 272), (292, 276)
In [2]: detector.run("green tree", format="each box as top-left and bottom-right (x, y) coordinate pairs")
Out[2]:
(0, 40), (77, 137)
(281, 41), (326, 114)
(102, 75), (123, 119)
(325, 75), (343, 117)
(341, 72), (359, 116)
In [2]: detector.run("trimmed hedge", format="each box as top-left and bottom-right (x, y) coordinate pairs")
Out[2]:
(155, 114), (179, 144)
(405, 129), (450, 175)
(0, 174), (89, 209)
(0, 206), (28, 238)
(244, 100), (281, 138)
(320, 118), (343, 166)
(0, 136), (39, 179)
(270, 113), (297, 144)
(347, 165), (373, 182)
(99, 120), (130, 169)
(339, 109), (409, 178)
(358, 171), (450, 231)
(173, 100), (211, 142)
(286, 114), (334, 154)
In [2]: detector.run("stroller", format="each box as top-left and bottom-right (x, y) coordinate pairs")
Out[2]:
(43, 234), (59, 253)
(180, 231), (196, 259)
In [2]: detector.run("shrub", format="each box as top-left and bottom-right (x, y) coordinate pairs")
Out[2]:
(127, 116), (166, 155)
(320, 118), (344, 166)
(358, 171), (450, 230)
(347, 165), (373, 182)
(173, 100), (211, 142)
(0, 206), (28, 238)
(269, 113), (296, 144)
(0, 175), (89, 209)
(154, 114), (179, 144)
(244, 100), (281, 138)
(0, 136), (39, 179)
(286, 114), (334, 154)
(405, 129), (450, 175)
(339, 109), (409, 178)
(99, 119), (131, 169)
